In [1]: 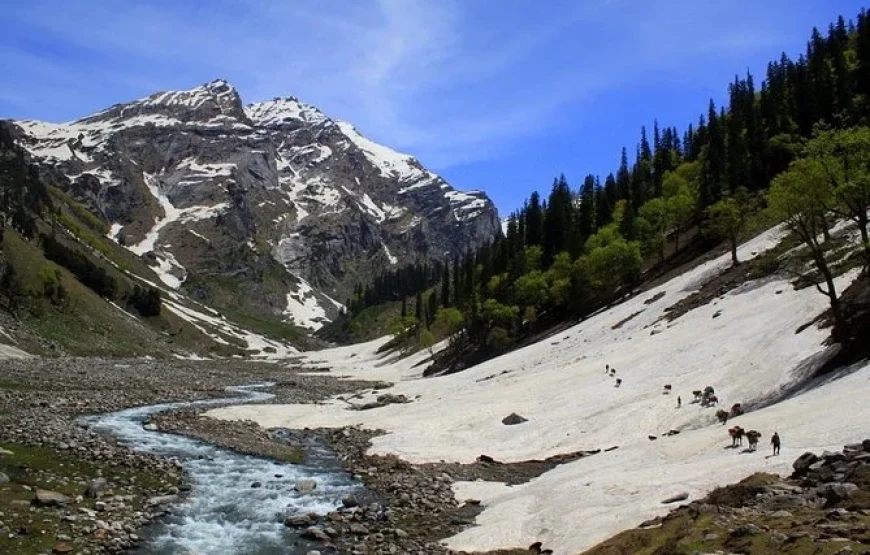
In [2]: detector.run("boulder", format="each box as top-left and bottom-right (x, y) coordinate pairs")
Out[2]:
(0, 471), (9, 484)
(285, 514), (316, 528)
(294, 479), (317, 494)
(301, 526), (330, 541)
(821, 482), (859, 503)
(502, 413), (528, 425)
(792, 452), (819, 473)
(34, 489), (70, 507)
(661, 492), (689, 504)
(146, 494), (178, 506)
(85, 477), (108, 499)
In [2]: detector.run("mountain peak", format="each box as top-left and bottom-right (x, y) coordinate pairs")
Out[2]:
(245, 96), (329, 127)
(76, 78), (247, 125)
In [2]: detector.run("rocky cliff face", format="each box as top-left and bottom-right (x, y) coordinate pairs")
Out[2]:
(8, 80), (500, 330)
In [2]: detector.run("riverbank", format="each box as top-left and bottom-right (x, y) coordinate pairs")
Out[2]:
(0, 357), (379, 554)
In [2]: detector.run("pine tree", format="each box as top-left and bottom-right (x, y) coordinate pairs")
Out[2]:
(427, 290), (437, 327)
(578, 174), (596, 240)
(415, 291), (423, 326)
(441, 265), (450, 307)
(525, 192), (544, 246)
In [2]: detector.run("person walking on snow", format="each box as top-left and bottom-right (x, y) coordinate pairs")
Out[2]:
(771, 432), (781, 456)
(677, 396), (681, 408)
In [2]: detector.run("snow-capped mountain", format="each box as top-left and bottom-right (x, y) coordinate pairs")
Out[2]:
(7, 79), (500, 331)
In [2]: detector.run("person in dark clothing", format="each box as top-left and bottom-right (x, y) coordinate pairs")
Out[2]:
(771, 432), (781, 455)
(677, 396), (681, 408)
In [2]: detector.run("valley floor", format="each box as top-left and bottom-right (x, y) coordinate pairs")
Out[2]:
(209, 226), (870, 554)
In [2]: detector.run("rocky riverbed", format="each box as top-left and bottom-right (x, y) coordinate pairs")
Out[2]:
(0, 357), (377, 555)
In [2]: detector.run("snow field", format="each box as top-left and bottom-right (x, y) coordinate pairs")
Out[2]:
(210, 226), (870, 552)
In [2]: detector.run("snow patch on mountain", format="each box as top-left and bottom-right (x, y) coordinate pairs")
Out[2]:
(246, 97), (329, 127)
(383, 244), (398, 265)
(284, 277), (332, 331)
(335, 121), (428, 183)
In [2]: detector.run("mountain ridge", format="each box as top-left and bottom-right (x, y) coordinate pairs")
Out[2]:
(7, 79), (501, 332)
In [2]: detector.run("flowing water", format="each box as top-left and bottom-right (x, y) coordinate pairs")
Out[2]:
(80, 384), (360, 554)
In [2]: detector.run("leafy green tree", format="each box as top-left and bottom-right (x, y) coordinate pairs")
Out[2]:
(705, 189), (753, 266)
(388, 315), (418, 340)
(662, 161), (700, 251)
(418, 329), (436, 356)
(806, 127), (870, 268)
(546, 251), (574, 307)
(512, 271), (549, 314)
(768, 158), (845, 339)
(434, 307), (465, 345)
(578, 239), (642, 298)
(638, 197), (672, 263)
(481, 299), (519, 329)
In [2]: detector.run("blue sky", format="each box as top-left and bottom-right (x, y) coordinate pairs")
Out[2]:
(1, 0), (866, 214)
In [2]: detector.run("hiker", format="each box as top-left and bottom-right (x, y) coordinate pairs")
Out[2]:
(615, 378), (622, 387)
(677, 396), (681, 408)
(771, 432), (781, 456)
(605, 364), (610, 375)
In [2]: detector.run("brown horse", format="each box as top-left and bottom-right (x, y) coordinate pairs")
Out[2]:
(746, 430), (762, 451)
(728, 426), (745, 447)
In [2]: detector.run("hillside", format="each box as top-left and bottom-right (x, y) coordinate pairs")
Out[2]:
(6, 80), (500, 333)
(209, 223), (870, 553)
(0, 126), (305, 358)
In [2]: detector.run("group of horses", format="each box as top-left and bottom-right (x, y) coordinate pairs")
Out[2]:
(727, 425), (762, 450)
(691, 386), (719, 407)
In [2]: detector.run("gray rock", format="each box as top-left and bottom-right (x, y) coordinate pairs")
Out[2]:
(34, 489), (70, 507)
(0, 472), (9, 484)
(85, 477), (108, 498)
(349, 523), (369, 535)
(301, 526), (330, 541)
(661, 492), (689, 504)
(294, 479), (317, 494)
(502, 413), (528, 425)
(821, 482), (859, 502)
(146, 494), (178, 506)
(792, 451), (819, 472)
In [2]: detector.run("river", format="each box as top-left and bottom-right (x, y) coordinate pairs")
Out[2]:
(80, 384), (360, 554)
